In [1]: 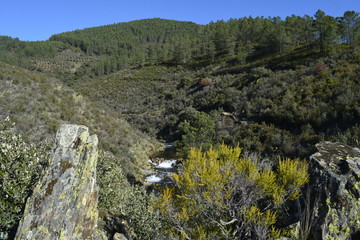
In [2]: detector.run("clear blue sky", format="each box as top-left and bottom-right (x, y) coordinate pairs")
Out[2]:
(1, 0), (359, 41)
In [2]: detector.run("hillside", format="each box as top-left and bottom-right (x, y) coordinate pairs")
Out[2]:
(0, 36), (96, 74)
(0, 62), (158, 181)
(50, 18), (202, 76)
(73, 50), (360, 158)
(50, 18), (200, 56)
(0, 10), (360, 239)
(2, 13), (359, 159)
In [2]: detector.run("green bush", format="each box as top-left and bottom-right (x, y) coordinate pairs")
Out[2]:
(97, 153), (163, 239)
(0, 118), (49, 239)
(175, 110), (216, 156)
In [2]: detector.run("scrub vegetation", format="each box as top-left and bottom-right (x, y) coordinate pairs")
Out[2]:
(0, 9), (359, 239)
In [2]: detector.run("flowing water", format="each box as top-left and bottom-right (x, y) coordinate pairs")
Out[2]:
(145, 143), (178, 185)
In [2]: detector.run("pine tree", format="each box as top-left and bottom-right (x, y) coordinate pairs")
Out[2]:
(340, 11), (360, 46)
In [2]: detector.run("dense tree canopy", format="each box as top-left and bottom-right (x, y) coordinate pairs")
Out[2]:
(40, 11), (360, 76)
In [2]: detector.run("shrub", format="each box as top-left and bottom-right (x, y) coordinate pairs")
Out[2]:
(335, 124), (360, 148)
(97, 153), (163, 239)
(178, 76), (194, 88)
(312, 61), (328, 75)
(198, 77), (212, 87)
(156, 144), (309, 239)
(175, 110), (216, 156)
(0, 118), (49, 239)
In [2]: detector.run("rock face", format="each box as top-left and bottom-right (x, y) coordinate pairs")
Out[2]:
(309, 141), (360, 240)
(15, 124), (103, 240)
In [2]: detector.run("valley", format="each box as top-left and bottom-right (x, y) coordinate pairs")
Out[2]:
(1, 10), (360, 239)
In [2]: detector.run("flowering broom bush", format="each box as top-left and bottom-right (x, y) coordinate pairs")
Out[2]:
(156, 143), (309, 239)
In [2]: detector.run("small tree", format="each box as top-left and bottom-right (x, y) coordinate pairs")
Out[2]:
(175, 111), (215, 156)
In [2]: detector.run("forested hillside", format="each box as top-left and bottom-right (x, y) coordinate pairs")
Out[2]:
(48, 10), (360, 76)
(0, 9), (360, 240)
(53, 10), (360, 158)
(1, 10), (359, 159)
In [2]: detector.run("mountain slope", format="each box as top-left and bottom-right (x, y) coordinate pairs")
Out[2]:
(0, 36), (95, 74)
(0, 11), (359, 240)
(50, 18), (201, 55)
(71, 48), (360, 158)
(1, 12), (360, 160)
(0, 62), (158, 181)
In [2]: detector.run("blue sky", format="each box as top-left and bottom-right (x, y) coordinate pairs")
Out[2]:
(1, 0), (359, 41)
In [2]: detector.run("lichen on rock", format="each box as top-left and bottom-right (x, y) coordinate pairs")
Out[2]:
(309, 141), (360, 240)
(15, 124), (103, 240)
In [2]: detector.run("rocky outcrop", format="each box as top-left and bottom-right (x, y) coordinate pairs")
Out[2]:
(308, 141), (360, 240)
(15, 124), (105, 240)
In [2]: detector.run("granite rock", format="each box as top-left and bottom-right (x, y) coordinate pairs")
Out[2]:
(15, 124), (103, 240)
(308, 141), (360, 240)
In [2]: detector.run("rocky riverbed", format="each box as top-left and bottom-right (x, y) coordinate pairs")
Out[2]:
(145, 143), (179, 185)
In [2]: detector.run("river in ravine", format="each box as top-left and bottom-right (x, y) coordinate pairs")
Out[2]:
(145, 143), (179, 185)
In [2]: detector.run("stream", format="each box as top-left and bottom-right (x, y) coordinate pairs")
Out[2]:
(145, 143), (179, 185)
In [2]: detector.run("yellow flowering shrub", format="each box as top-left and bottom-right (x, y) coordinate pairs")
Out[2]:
(157, 143), (309, 239)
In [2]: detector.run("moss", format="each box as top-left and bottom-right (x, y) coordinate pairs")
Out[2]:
(60, 160), (73, 173)
(45, 178), (58, 196)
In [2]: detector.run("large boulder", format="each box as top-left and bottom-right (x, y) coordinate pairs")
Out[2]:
(15, 124), (105, 240)
(308, 141), (360, 240)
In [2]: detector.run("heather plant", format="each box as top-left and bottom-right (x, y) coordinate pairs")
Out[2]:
(157, 144), (309, 239)
(0, 118), (49, 239)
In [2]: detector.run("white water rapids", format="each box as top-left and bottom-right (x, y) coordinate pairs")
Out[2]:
(145, 143), (178, 184)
